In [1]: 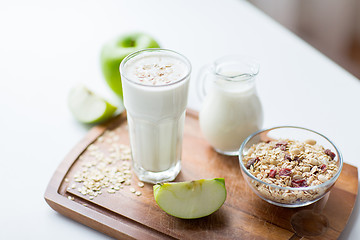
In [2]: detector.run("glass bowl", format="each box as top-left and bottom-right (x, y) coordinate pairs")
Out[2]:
(238, 126), (343, 208)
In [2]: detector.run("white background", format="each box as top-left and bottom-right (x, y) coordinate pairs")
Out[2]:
(1, 0), (359, 239)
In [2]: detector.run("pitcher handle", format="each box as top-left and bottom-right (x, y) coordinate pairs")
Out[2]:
(196, 64), (211, 102)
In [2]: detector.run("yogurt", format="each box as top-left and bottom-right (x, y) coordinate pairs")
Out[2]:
(120, 49), (191, 183)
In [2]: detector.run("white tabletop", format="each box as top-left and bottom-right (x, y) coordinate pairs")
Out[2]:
(1, 0), (359, 239)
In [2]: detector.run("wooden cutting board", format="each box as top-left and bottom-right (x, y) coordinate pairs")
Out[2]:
(44, 110), (358, 239)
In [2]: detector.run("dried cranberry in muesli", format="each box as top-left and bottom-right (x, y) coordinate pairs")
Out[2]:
(245, 157), (259, 169)
(275, 141), (288, 151)
(279, 168), (292, 176)
(320, 164), (327, 172)
(291, 178), (307, 187)
(324, 149), (336, 160)
(269, 169), (277, 178)
(242, 138), (339, 204)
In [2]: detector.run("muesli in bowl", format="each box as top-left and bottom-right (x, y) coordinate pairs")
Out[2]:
(239, 126), (343, 208)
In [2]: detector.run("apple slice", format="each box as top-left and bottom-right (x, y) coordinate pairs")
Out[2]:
(153, 178), (227, 219)
(68, 85), (117, 124)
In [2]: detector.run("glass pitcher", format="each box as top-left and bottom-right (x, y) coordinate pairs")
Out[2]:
(198, 56), (263, 156)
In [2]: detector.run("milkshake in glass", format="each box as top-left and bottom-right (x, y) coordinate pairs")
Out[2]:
(120, 49), (191, 183)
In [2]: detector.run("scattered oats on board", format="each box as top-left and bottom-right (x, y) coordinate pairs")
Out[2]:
(67, 128), (141, 200)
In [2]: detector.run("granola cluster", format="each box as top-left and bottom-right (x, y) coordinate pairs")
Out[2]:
(243, 139), (339, 204)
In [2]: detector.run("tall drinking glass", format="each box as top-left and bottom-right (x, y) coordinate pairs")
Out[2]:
(120, 49), (191, 183)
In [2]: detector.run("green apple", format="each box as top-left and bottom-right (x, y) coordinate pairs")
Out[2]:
(68, 85), (117, 124)
(153, 178), (227, 219)
(100, 33), (160, 98)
